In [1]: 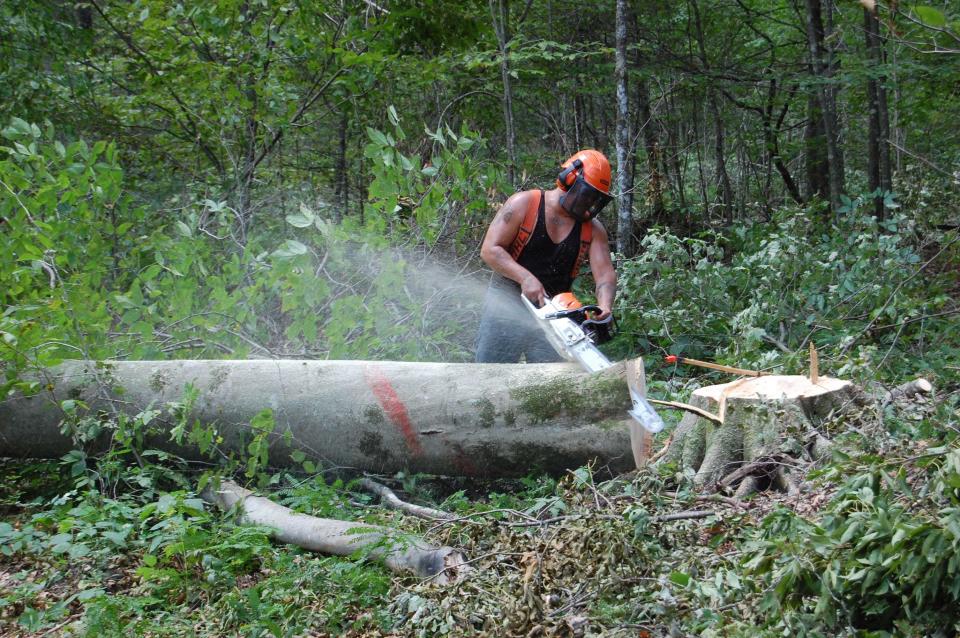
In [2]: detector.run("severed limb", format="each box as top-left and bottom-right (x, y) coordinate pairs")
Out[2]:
(881, 378), (933, 409)
(358, 477), (456, 521)
(202, 480), (469, 584)
(713, 454), (787, 494)
(648, 399), (722, 424)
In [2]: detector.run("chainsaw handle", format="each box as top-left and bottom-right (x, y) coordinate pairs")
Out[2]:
(543, 305), (602, 321)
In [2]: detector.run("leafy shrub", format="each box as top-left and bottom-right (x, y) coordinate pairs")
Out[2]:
(740, 449), (960, 634)
(614, 205), (956, 382)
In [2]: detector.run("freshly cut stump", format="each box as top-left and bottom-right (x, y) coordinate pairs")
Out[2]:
(662, 375), (864, 493)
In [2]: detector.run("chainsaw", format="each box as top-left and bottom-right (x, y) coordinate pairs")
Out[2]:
(521, 293), (665, 434)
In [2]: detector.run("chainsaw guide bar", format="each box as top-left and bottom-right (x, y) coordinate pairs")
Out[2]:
(522, 294), (665, 434)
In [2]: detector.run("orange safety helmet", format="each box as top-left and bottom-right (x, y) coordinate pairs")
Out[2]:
(555, 149), (613, 221)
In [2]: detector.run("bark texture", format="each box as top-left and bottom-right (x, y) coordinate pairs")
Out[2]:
(203, 480), (468, 583)
(804, 0), (845, 211)
(614, 0), (634, 257)
(0, 359), (636, 477)
(662, 375), (865, 491)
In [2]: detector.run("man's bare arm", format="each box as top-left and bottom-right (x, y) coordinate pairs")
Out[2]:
(480, 191), (547, 304)
(588, 220), (617, 319)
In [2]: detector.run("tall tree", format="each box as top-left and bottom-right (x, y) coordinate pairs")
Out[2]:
(489, 0), (517, 188)
(803, 0), (845, 212)
(614, 0), (633, 255)
(637, 78), (667, 223)
(864, 1), (892, 219)
(690, 0), (734, 223)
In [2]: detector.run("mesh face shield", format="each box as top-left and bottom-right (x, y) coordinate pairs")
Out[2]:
(559, 173), (612, 221)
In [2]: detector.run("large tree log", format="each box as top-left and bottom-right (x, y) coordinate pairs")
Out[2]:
(0, 359), (636, 477)
(203, 480), (468, 583)
(662, 375), (866, 492)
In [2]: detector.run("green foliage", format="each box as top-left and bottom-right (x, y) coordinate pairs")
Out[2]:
(0, 118), (493, 396)
(0, 119), (140, 378)
(615, 206), (956, 382)
(0, 465), (395, 635)
(363, 108), (501, 250)
(736, 448), (960, 635)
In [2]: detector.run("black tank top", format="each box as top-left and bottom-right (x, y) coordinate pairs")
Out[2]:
(513, 191), (582, 296)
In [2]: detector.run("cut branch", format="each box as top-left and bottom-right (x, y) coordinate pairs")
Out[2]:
(358, 478), (455, 521)
(202, 480), (468, 583)
(648, 399), (722, 424)
(881, 378), (933, 409)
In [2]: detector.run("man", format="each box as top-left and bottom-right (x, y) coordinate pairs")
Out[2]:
(476, 149), (618, 363)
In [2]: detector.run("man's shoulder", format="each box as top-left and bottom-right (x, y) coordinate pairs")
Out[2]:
(589, 218), (608, 234)
(504, 189), (542, 206)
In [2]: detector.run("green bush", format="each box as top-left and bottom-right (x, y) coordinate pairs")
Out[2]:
(614, 205), (957, 382)
(739, 449), (960, 634)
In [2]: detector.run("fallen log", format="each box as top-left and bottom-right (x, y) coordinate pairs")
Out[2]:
(202, 480), (468, 583)
(0, 359), (636, 477)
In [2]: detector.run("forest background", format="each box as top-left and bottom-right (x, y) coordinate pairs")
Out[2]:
(1, 0), (959, 636)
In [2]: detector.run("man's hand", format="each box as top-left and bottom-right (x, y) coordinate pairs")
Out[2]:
(594, 306), (613, 321)
(521, 275), (547, 307)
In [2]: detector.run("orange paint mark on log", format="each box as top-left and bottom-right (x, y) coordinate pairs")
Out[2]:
(364, 366), (423, 456)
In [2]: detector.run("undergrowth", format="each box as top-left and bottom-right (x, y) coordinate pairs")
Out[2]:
(1, 387), (958, 636)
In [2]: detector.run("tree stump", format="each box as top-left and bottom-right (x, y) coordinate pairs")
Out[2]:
(662, 375), (865, 494)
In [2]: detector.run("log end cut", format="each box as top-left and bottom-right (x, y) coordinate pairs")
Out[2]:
(694, 375), (851, 402)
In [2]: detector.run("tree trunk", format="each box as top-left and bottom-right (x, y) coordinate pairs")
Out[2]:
(637, 79), (667, 224)
(804, 0), (845, 213)
(805, 93), (830, 200)
(864, 4), (892, 220)
(764, 80), (804, 205)
(0, 359), (637, 477)
(237, 1), (260, 220)
(202, 480), (468, 584)
(489, 0), (517, 188)
(334, 110), (348, 222)
(691, 0), (734, 223)
(665, 93), (688, 222)
(662, 375), (865, 493)
(614, 0), (634, 256)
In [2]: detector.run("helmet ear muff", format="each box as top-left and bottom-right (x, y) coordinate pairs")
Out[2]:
(557, 158), (582, 190)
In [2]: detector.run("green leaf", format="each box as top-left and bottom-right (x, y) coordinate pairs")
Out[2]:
(68, 542), (91, 558)
(286, 204), (315, 228)
(271, 240), (308, 259)
(669, 571), (691, 587)
(77, 588), (105, 602)
(175, 221), (192, 238)
(1, 117), (33, 140)
(366, 127), (390, 147)
(102, 531), (128, 547)
(912, 5), (947, 27)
